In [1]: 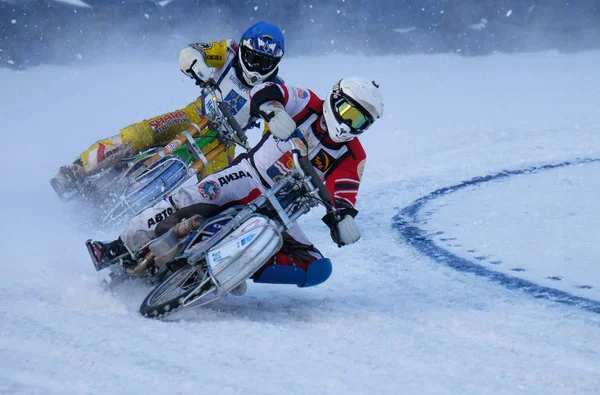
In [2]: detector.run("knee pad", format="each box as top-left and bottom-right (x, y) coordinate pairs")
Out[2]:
(300, 258), (332, 288)
(252, 257), (332, 288)
(252, 264), (307, 285)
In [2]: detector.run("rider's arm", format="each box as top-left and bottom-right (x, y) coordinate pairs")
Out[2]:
(249, 82), (285, 118)
(324, 138), (367, 215)
(179, 39), (232, 81)
(250, 82), (320, 140)
(250, 82), (322, 123)
(320, 139), (366, 246)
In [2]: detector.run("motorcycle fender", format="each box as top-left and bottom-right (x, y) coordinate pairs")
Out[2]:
(103, 156), (189, 226)
(206, 215), (282, 294)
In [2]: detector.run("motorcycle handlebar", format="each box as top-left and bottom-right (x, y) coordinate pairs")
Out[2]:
(297, 155), (332, 204)
(218, 102), (248, 146)
(199, 78), (219, 92)
(199, 79), (249, 149)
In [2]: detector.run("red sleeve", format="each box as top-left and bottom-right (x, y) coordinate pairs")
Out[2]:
(324, 138), (366, 210)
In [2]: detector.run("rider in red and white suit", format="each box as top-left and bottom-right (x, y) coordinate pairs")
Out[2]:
(90, 77), (384, 289)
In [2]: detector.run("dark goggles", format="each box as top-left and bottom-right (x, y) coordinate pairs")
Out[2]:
(241, 45), (282, 74)
(331, 94), (373, 134)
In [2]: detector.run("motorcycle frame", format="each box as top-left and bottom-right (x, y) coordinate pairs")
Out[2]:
(167, 139), (329, 309)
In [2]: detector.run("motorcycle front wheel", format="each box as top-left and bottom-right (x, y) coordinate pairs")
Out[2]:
(139, 264), (210, 318)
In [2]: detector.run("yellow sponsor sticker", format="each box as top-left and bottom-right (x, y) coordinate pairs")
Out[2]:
(357, 159), (366, 180)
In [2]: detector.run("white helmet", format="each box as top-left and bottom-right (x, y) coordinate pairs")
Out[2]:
(322, 76), (384, 143)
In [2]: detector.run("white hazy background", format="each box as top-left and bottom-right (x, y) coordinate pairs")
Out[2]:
(1, 49), (600, 394)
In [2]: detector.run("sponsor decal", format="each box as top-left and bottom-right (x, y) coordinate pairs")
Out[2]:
(147, 207), (174, 228)
(204, 98), (216, 117)
(292, 131), (315, 152)
(218, 170), (252, 186)
(206, 54), (223, 61)
(228, 74), (251, 93)
(311, 149), (335, 172)
(255, 37), (282, 56)
(332, 83), (342, 99)
(198, 43), (212, 49)
(266, 152), (294, 182)
(105, 143), (126, 158)
(149, 111), (189, 135)
(295, 88), (309, 99)
(239, 233), (255, 247)
(165, 141), (180, 154)
(210, 250), (223, 264)
(357, 159), (366, 180)
(96, 143), (106, 163)
(95, 142), (126, 164)
(222, 89), (248, 116)
(198, 180), (221, 200)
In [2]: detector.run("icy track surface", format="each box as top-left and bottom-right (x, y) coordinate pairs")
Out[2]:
(1, 52), (600, 394)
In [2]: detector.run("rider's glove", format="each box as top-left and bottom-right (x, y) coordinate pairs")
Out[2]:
(179, 47), (213, 85)
(322, 208), (361, 247)
(268, 110), (296, 140)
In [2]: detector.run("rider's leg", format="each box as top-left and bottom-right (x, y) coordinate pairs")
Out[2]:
(252, 228), (333, 287)
(119, 100), (234, 178)
(86, 238), (131, 271)
(78, 134), (133, 175)
(117, 158), (264, 254)
(81, 102), (207, 175)
(53, 100), (234, 192)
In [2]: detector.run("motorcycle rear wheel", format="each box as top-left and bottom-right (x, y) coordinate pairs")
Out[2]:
(139, 264), (209, 318)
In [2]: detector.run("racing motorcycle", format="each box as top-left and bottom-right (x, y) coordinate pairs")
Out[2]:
(50, 80), (252, 228)
(93, 137), (338, 319)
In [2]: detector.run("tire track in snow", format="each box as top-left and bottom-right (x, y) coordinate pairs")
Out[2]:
(393, 158), (600, 314)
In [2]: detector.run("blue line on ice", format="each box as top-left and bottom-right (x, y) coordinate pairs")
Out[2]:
(392, 158), (600, 314)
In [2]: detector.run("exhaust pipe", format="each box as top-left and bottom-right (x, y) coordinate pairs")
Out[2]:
(173, 214), (205, 237)
(127, 215), (206, 276)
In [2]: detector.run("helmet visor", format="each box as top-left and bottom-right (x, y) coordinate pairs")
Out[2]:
(332, 96), (373, 134)
(241, 40), (282, 75)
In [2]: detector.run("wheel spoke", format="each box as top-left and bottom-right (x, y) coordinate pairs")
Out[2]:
(150, 265), (200, 305)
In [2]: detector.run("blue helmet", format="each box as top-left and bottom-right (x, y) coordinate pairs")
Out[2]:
(238, 21), (285, 86)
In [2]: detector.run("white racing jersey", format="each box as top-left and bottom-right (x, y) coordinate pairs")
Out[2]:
(189, 39), (284, 129)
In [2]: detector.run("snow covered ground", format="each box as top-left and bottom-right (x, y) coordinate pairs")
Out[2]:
(1, 51), (600, 394)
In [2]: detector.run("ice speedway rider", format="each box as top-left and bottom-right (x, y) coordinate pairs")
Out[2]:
(51, 21), (286, 194)
(89, 76), (384, 293)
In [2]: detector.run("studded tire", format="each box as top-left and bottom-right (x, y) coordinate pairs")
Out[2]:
(139, 264), (205, 319)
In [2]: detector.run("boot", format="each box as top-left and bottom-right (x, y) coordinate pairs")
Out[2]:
(50, 162), (86, 199)
(86, 238), (131, 271)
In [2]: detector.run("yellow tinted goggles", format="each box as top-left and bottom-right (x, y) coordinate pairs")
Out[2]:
(334, 98), (371, 133)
